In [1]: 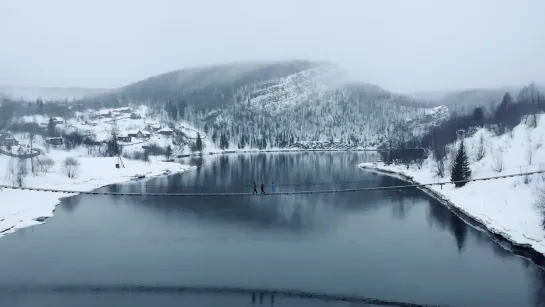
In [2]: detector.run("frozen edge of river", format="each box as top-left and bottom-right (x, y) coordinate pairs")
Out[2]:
(358, 164), (545, 268)
(0, 155), (195, 238)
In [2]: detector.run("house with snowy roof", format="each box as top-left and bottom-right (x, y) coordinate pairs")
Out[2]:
(158, 127), (174, 136)
(0, 132), (19, 147)
(128, 130), (151, 139)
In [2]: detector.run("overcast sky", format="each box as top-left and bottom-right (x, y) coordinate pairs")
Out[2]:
(1, 0), (544, 93)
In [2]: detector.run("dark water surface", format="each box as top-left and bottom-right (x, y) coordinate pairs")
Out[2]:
(0, 152), (544, 307)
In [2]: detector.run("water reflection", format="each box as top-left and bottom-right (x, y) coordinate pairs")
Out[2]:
(19, 152), (545, 307)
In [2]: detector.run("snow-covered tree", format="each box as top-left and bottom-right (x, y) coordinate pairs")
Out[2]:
(48, 117), (56, 137)
(62, 157), (80, 179)
(450, 141), (471, 187)
(195, 133), (203, 151)
(220, 133), (229, 150)
(165, 145), (172, 159)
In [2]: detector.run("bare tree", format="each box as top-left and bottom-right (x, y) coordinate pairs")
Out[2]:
(491, 146), (504, 172)
(474, 133), (486, 161)
(434, 157), (445, 178)
(447, 144), (457, 175)
(62, 157), (80, 179)
(143, 149), (151, 165)
(29, 131), (35, 174)
(41, 157), (55, 173)
(524, 132), (533, 166)
(536, 188), (545, 229)
(15, 159), (28, 187)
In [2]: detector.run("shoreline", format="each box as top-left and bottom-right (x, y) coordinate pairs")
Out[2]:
(176, 147), (379, 158)
(0, 155), (194, 237)
(358, 164), (545, 268)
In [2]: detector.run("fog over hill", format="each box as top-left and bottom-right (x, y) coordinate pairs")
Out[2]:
(0, 86), (107, 102)
(79, 60), (448, 149)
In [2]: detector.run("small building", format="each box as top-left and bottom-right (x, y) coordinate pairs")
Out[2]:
(130, 113), (142, 119)
(119, 107), (132, 114)
(128, 130), (150, 139)
(117, 135), (131, 143)
(0, 133), (19, 147)
(158, 127), (174, 136)
(46, 137), (64, 146)
(148, 123), (161, 131)
(83, 138), (102, 146)
(128, 130), (139, 138)
(96, 110), (112, 118)
(52, 117), (64, 124)
(141, 130), (151, 138)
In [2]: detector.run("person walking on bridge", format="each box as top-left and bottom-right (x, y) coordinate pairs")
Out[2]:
(253, 182), (258, 194)
(260, 182), (266, 194)
(271, 182), (275, 193)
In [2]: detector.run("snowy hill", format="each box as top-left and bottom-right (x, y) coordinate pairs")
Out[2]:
(360, 113), (545, 256)
(84, 60), (448, 149)
(0, 86), (107, 102)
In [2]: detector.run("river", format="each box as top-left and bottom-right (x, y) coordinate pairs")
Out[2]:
(0, 152), (543, 307)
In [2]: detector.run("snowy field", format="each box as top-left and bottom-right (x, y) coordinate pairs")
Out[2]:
(359, 114), (545, 256)
(0, 148), (193, 237)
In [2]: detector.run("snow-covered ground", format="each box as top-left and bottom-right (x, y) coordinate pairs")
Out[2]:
(359, 114), (545, 256)
(0, 147), (193, 237)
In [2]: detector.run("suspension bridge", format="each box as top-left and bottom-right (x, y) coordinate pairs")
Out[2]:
(1, 170), (543, 197)
(0, 284), (449, 307)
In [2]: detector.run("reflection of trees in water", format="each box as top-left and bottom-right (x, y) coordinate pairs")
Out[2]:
(60, 195), (81, 213)
(426, 200), (468, 254)
(531, 266), (545, 307)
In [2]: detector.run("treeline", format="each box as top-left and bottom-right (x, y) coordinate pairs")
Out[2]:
(381, 83), (544, 168)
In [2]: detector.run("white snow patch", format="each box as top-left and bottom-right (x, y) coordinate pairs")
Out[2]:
(0, 149), (193, 237)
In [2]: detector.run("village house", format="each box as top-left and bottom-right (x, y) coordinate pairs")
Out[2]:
(158, 127), (174, 136)
(128, 130), (151, 139)
(0, 132), (19, 147)
(46, 137), (64, 146)
(130, 113), (142, 119)
(93, 110), (113, 119)
(52, 117), (64, 124)
(117, 135), (131, 143)
(118, 107), (132, 114)
(148, 123), (162, 131)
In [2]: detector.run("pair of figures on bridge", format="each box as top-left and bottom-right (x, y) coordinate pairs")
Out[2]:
(253, 181), (275, 194)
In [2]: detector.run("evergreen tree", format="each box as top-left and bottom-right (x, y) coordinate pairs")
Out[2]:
(195, 133), (203, 151)
(220, 133), (229, 149)
(450, 141), (472, 187)
(36, 99), (44, 113)
(211, 130), (218, 145)
(472, 107), (485, 127)
(164, 100), (178, 120)
(165, 145), (172, 159)
(47, 117), (56, 137)
(178, 100), (188, 119)
(238, 134), (246, 149)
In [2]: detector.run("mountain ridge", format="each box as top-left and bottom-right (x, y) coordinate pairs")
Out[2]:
(78, 60), (447, 148)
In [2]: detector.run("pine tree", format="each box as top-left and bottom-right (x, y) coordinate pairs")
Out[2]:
(450, 141), (472, 187)
(195, 133), (203, 151)
(238, 134), (246, 149)
(220, 133), (229, 149)
(48, 117), (56, 137)
(165, 145), (172, 159)
(211, 130), (218, 145)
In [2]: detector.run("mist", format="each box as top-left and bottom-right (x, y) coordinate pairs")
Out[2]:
(1, 0), (544, 93)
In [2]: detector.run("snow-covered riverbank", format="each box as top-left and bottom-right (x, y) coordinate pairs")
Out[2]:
(0, 150), (193, 237)
(358, 115), (545, 256)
